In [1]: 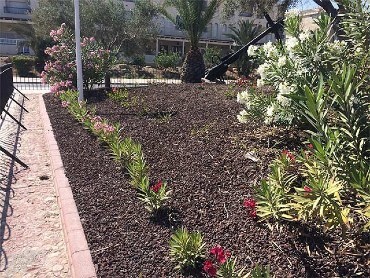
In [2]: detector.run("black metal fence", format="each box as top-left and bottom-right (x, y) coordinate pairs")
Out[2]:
(0, 64), (14, 112)
(0, 63), (28, 168)
(11, 65), (239, 90)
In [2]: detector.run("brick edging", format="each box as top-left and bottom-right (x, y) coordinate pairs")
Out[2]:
(39, 94), (97, 278)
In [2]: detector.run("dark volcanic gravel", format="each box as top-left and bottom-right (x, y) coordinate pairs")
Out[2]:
(43, 84), (369, 278)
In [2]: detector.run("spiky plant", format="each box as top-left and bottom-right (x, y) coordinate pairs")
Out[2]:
(161, 0), (222, 83)
(224, 20), (263, 76)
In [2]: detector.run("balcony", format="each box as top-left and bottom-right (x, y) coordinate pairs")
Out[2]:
(4, 6), (31, 15)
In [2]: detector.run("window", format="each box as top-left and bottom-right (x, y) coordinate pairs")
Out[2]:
(212, 23), (218, 38)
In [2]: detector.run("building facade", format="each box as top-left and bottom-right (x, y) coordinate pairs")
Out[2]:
(300, 7), (324, 31)
(0, 0), (37, 55)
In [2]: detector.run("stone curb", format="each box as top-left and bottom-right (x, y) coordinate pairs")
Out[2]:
(39, 94), (97, 278)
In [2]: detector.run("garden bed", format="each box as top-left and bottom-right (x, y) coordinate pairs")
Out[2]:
(43, 84), (369, 277)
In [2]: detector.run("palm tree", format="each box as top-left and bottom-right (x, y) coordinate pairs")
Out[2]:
(161, 0), (222, 83)
(224, 20), (263, 76)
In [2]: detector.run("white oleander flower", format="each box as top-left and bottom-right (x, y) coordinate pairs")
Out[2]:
(299, 31), (311, 42)
(257, 63), (268, 79)
(237, 110), (248, 123)
(263, 42), (278, 58)
(278, 82), (292, 95)
(297, 67), (309, 76)
(277, 56), (287, 67)
(266, 104), (275, 117)
(247, 45), (259, 57)
(257, 79), (264, 87)
(285, 36), (299, 52)
(277, 93), (291, 107)
(236, 89), (250, 108)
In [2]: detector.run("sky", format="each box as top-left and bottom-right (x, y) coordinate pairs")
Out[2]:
(295, 0), (340, 10)
(296, 0), (320, 10)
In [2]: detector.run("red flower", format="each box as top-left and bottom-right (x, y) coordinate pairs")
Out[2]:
(203, 260), (217, 277)
(249, 210), (257, 218)
(282, 150), (295, 161)
(243, 198), (256, 209)
(151, 180), (163, 193)
(210, 245), (230, 264)
(308, 143), (314, 149)
(303, 186), (312, 193)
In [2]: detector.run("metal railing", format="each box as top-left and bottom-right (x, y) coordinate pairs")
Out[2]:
(0, 63), (28, 168)
(11, 65), (239, 90)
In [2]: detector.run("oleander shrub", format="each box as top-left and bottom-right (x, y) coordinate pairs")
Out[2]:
(41, 23), (115, 92)
(239, 0), (370, 232)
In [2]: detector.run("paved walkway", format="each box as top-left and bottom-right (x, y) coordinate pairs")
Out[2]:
(0, 90), (70, 277)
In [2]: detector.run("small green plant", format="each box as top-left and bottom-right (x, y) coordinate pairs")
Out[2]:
(223, 84), (238, 99)
(137, 180), (171, 213)
(190, 122), (216, 137)
(108, 87), (129, 106)
(249, 264), (271, 278)
(170, 227), (205, 270)
(127, 145), (149, 188)
(109, 137), (137, 166)
(255, 151), (297, 223)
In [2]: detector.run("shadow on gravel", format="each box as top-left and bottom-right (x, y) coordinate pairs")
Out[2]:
(150, 207), (183, 230)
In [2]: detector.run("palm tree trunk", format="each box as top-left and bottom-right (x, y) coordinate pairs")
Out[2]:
(181, 47), (205, 83)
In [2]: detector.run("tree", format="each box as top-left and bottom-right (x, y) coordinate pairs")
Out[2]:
(224, 20), (263, 76)
(17, 0), (159, 87)
(161, 0), (223, 83)
(223, 0), (300, 19)
(30, 0), (159, 55)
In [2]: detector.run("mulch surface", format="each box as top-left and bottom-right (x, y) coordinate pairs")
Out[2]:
(43, 84), (369, 278)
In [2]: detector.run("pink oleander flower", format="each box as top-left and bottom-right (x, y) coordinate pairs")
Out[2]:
(61, 101), (69, 108)
(203, 260), (217, 277)
(93, 121), (103, 131)
(103, 124), (115, 134)
(91, 116), (102, 123)
(50, 30), (57, 37)
(304, 186), (312, 193)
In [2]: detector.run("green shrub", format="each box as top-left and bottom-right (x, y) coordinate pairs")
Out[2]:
(130, 55), (145, 67)
(12, 55), (35, 77)
(154, 52), (180, 69)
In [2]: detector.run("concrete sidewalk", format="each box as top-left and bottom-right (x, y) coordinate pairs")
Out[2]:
(0, 90), (70, 277)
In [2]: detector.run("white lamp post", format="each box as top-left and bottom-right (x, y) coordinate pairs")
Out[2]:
(74, 0), (84, 102)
